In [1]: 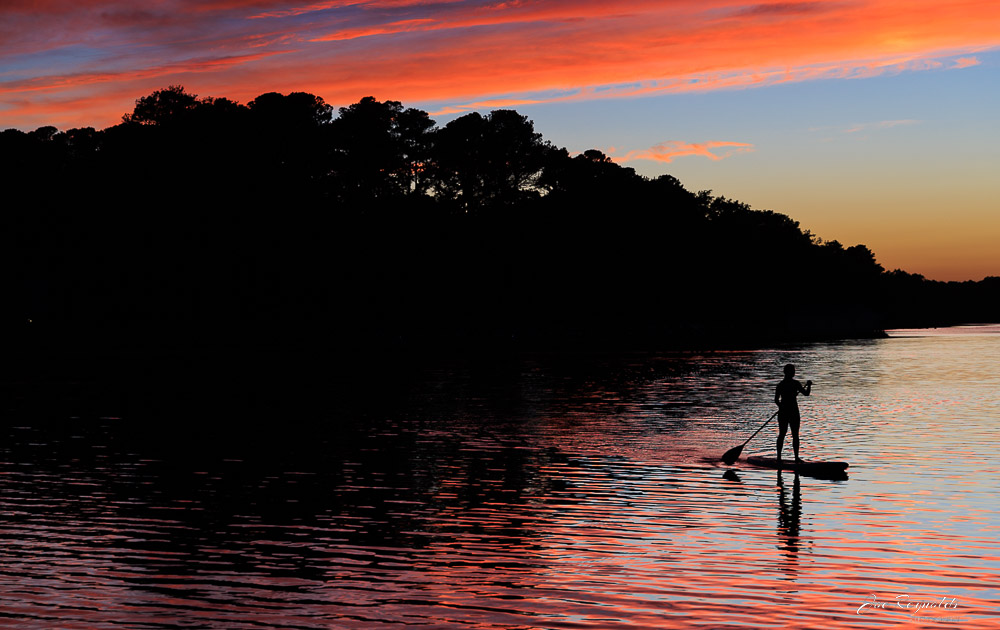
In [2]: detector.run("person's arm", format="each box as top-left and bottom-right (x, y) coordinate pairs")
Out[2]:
(775, 383), (782, 407)
(800, 380), (812, 396)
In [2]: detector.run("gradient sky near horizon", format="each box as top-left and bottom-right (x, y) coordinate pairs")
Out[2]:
(2, 1), (999, 280)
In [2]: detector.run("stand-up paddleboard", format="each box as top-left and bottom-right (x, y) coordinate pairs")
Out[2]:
(746, 455), (849, 475)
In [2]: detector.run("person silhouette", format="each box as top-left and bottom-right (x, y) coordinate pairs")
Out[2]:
(775, 364), (812, 463)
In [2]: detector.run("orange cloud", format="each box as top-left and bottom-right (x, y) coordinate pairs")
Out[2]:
(613, 141), (756, 164)
(275, 0), (1000, 113)
(1, 0), (999, 130)
(310, 18), (437, 42)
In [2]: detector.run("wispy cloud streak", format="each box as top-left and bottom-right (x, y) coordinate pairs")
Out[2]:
(842, 119), (920, 134)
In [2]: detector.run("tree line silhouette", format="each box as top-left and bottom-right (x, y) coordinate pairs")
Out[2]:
(2, 86), (997, 353)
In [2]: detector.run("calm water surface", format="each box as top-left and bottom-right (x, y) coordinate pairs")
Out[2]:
(1, 326), (999, 628)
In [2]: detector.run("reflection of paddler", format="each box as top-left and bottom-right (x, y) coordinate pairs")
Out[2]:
(777, 470), (801, 556)
(775, 364), (812, 463)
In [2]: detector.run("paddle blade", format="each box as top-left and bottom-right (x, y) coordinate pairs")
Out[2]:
(721, 443), (744, 466)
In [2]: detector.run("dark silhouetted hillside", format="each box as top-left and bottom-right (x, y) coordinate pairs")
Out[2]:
(2, 86), (996, 356)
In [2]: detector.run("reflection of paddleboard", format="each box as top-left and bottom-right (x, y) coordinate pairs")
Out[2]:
(746, 455), (849, 474)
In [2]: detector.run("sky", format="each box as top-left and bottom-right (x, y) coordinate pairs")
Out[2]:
(2, 0), (998, 280)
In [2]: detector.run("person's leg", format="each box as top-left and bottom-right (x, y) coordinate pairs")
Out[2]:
(777, 418), (788, 460)
(791, 417), (801, 462)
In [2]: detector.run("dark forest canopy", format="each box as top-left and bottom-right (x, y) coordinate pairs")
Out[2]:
(1, 86), (996, 352)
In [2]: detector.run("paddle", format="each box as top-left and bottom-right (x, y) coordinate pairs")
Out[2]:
(721, 409), (779, 465)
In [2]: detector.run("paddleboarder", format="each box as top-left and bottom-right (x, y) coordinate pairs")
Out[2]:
(775, 364), (812, 463)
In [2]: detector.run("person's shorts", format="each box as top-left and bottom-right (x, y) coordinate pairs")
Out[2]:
(778, 410), (800, 430)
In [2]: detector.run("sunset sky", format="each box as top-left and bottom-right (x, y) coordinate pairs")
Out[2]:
(2, 0), (998, 280)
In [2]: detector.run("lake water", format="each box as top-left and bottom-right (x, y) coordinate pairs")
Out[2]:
(1, 326), (998, 628)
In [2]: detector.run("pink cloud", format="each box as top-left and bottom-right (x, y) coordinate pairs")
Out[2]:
(2, 52), (290, 94)
(953, 56), (981, 68)
(613, 141), (755, 164)
(250, 0), (464, 19)
(431, 96), (545, 115)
